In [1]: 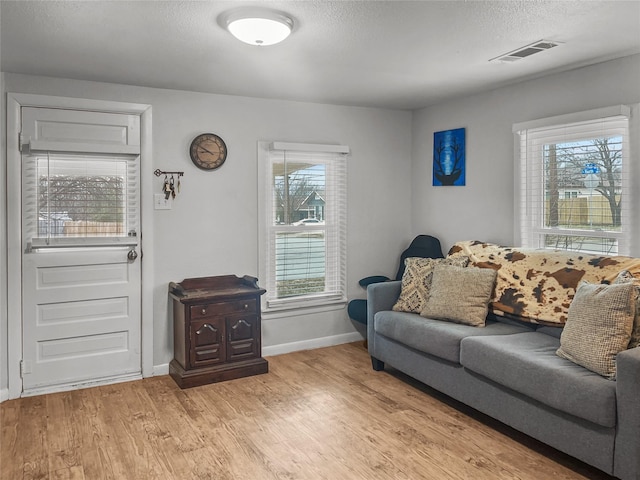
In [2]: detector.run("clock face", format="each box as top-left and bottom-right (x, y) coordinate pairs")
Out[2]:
(189, 133), (227, 170)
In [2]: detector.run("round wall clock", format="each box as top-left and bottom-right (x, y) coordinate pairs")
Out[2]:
(189, 133), (227, 170)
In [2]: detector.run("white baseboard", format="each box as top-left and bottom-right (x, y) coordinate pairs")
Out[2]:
(0, 388), (8, 403)
(153, 363), (169, 376)
(152, 333), (364, 377)
(263, 331), (364, 357)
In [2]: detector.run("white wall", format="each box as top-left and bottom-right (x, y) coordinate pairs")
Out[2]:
(0, 73), (413, 381)
(412, 54), (640, 255)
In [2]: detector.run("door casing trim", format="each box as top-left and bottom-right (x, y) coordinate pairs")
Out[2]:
(6, 93), (153, 399)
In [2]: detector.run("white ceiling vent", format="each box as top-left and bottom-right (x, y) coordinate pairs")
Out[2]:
(490, 40), (561, 63)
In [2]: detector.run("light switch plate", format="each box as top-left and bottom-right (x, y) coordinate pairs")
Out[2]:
(154, 193), (172, 210)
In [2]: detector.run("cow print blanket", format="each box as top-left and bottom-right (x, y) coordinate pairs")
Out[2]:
(448, 241), (640, 326)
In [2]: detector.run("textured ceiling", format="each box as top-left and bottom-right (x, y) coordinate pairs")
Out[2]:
(1, 0), (639, 110)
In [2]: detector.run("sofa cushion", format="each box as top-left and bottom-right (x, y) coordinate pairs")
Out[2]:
(460, 332), (617, 427)
(392, 256), (469, 314)
(556, 281), (635, 379)
(374, 311), (532, 364)
(420, 265), (496, 327)
(448, 240), (640, 326)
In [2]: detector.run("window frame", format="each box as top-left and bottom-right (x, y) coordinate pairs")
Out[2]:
(514, 105), (633, 255)
(257, 141), (348, 313)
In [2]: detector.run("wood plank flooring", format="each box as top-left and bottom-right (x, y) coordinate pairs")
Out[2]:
(1, 342), (614, 479)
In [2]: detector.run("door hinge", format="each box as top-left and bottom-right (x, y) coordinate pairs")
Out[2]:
(20, 360), (32, 377)
(18, 132), (24, 153)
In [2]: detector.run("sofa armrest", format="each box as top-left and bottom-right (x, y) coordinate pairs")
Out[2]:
(614, 346), (640, 480)
(367, 280), (401, 354)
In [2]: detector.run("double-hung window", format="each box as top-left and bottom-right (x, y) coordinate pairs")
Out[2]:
(514, 105), (632, 255)
(258, 141), (348, 311)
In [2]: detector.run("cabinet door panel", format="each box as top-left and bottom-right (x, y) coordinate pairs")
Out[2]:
(227, 315), (259, 361)
(190, 319), (225, 367)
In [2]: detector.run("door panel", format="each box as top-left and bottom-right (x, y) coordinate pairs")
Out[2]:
(22, 248), (141, 391)
(22, 107), (140, 154)
(190, 318), (225, 367)
(227, 315), (259, 361)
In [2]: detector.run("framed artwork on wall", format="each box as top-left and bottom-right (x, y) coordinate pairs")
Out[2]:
(433, 127), (465, 186)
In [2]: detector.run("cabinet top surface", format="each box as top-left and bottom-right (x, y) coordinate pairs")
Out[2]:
(169, 275), (266, 302)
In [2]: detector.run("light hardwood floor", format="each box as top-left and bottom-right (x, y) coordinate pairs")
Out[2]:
(1, 342), (614, 480)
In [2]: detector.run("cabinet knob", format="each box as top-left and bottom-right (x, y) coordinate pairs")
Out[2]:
(201, 308), (207, 315)
(243, 304), (249, 310)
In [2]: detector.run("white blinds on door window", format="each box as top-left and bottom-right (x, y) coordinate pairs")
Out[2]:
(263, 142), (348, 310)
(23, 152), (139, 248)
(514, 105), (630, 255)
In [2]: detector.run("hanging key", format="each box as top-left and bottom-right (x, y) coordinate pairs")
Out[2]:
(164, 176), (172, 200)
(170, 175), (176, 199)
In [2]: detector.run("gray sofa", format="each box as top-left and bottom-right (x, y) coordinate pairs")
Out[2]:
(367, 277), (640, 480)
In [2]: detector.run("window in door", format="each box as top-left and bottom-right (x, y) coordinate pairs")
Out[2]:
(23, 152), (139, 248)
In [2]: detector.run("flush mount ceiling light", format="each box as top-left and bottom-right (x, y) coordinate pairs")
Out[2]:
(223, 8), (294, 46)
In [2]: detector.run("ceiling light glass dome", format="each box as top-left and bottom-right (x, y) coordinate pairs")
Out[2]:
(224, 9), (294, 46)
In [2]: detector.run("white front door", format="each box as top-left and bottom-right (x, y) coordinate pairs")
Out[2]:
(20, 107), (142, 394)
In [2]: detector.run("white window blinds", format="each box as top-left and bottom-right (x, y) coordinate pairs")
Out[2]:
(259, 142), (348, 311)
(514, 105), (631, 255)
(23, 152), (139, 248)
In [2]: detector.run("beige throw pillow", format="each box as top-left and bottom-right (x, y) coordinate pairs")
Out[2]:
(420, 265), (497, 327)
(392, 256), (469, 314)
(613, 270), (640, 349)
(556, 281), (635, 379)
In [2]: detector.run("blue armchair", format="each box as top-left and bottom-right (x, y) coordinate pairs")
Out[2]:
(347, 235), (444, 324)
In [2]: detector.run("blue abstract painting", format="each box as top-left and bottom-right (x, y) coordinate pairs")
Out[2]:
(433, 128), (465, 186)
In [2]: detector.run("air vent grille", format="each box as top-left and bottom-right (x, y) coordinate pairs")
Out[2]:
(490, 40), (561, 63)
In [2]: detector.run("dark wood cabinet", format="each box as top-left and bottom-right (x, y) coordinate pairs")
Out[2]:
(169, 275), (268, 388)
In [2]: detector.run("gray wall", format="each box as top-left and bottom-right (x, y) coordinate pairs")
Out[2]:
(411, 54), (640, 255)
(2, 54), (639, 396)
(1, 73), (413, 387)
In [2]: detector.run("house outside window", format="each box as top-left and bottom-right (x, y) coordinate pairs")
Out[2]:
(258, 141), (349, 311)
(514, 105), (632, 255)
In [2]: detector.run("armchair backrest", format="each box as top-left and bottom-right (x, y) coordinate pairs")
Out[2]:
(394, 235), (444, 281)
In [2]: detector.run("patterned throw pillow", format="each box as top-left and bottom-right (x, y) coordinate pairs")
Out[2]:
(613, 270), (640, 349)
(392, 256), (469, 314)
(556, 281), (635, 379)
(420, 265), (497, 327)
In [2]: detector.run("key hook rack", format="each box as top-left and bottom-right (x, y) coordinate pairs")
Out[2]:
(154, 169), (184, 177)
(155, 169), (184, 200)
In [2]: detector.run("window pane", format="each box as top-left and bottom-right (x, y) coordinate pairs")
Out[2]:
(273, 163), (325, 225)
(542, 136), (623, 251)
(272, 157), (327, 300)
(36, 156), (128, 238)
(275, 231), (325, 297)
